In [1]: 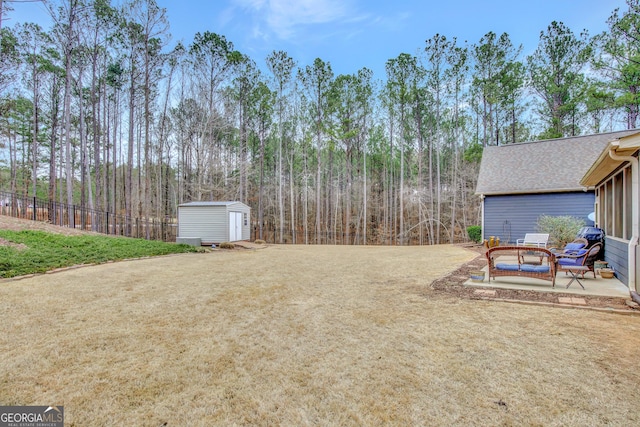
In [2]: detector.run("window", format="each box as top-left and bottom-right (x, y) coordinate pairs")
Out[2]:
(598, 164), (632, 240)
(614, 174), (623, 238)
(604, 179), (613, 235)
(244, 212), (248, 226)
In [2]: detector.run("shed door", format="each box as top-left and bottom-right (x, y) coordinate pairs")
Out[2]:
(229, 211), (242, 241)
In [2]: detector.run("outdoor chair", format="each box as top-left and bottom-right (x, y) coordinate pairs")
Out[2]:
(556, 242), (602, 278)
(549, 238), (589, 256)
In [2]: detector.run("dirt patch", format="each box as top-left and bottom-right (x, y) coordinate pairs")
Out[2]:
(232, 240), (268, 250)
(0, 215), (96, 237)
(0, 237), (27, 250)
(0, 215), (91, 251)
(431, 244), (636, 311)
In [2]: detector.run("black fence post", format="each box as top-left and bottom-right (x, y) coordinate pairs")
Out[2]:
(1, 190), (178, 244)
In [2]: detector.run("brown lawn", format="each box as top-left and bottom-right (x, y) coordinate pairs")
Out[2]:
(1, 238), (640, 426)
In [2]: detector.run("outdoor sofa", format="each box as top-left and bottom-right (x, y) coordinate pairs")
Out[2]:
(485, 246), (557, 287)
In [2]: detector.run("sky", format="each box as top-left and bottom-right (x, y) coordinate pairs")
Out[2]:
(3, 0), (630, 79)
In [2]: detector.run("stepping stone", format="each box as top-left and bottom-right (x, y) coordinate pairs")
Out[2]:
(473, 289), (496, 296)
(558, 297), (587, 305)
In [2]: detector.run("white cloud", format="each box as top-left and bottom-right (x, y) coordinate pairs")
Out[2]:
(234, 0), (268, 9)
(216, 6), (236, 28)
(233, 0), (358, 40)
(377, 11), (410, 32)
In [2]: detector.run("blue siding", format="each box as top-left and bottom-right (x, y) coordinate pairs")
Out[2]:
(483, 192), (596, 245)
(604, 237), (629, 287)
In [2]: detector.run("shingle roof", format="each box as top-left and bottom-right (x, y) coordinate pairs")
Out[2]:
(475, 130), (640, 196)
(179, 201), (238, 207)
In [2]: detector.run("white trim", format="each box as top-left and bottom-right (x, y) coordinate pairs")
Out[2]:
(608, 143), (638, 293)
(480, 194), (485, 242)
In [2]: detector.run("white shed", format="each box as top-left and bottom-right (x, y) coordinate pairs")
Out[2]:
(177, 201), (251, 245)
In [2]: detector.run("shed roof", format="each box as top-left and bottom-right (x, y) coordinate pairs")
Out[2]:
(475, 130), (639, 196)
(178, 201), (248, 208)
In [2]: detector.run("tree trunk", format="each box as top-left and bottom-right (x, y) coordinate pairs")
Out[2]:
(126, 60), (135, 234)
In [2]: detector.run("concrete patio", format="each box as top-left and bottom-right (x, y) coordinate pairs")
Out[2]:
(464, 265), (630, 298)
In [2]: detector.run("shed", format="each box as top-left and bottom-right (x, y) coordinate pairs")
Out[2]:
(177, 201), (251, 245)
(475, 130), (638, 244)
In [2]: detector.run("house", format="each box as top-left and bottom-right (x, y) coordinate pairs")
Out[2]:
(177, 201), (251, 245)
(475, 130), (638, 246)
(580, 131), (640, 298)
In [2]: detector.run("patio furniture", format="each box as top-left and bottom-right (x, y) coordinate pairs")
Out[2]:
(558, 265), (590, 289)
(485, 246), (557, 287)
(516, 233), (550, 248)
(575, 227), (605, 250)
(556, 242), (602, 279)
(549, 238), (588, 256)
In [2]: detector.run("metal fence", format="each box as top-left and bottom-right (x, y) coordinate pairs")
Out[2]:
(0, 191), (177, 242)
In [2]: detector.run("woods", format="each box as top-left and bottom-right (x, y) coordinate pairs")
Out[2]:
(1, 0), (639, 244)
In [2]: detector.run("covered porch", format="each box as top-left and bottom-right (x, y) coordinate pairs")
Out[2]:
(580, 132), (640, 303)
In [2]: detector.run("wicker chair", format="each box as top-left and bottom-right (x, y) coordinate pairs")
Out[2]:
(549, 238), (589, 256)
(556, 242), (602, 278)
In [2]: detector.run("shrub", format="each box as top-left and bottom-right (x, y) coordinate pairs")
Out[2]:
(536, 215), (585, 248)
(254, 239), (266, 245)
(219, 242), (235, 249)
(466, 226), (482, 243)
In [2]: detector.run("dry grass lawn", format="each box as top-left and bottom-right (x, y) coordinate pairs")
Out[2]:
(1, 244), (640, 426)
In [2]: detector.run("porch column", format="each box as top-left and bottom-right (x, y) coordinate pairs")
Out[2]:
(609, 143), (639, 293)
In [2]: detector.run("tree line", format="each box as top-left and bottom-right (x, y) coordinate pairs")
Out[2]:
(0, 0), (639, 244)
